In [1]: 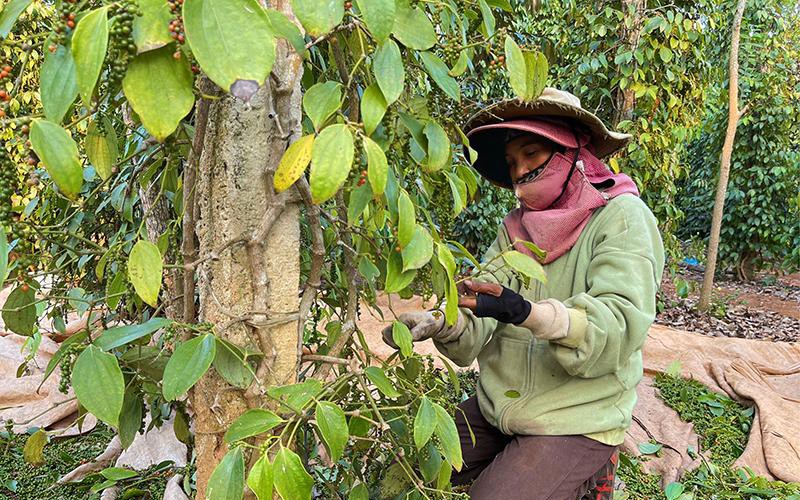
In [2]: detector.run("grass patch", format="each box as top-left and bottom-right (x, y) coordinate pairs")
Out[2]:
(615, 373), (800, 499)
(0, 424), (191, 499)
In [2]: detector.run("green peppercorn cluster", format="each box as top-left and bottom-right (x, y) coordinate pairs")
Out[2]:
(440, 34), (461, 63)
(106, 0), (142, 88)
(413, 265), (434, 301)
(58, 343), (83, 394)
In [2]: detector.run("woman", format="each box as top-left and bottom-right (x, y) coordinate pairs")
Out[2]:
(383, 88), (664, 499)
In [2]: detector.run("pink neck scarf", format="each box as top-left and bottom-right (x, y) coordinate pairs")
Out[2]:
(503, 148), (639, 264)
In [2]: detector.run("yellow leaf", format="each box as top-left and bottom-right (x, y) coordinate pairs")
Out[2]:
(273, 135), (315, 193)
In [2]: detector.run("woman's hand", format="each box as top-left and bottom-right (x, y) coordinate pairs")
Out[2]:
(457, 280), (531, 325)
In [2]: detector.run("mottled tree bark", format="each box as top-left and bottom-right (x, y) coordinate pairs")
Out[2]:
(699, 0), (748, 310)
(189, 35), (304, 497)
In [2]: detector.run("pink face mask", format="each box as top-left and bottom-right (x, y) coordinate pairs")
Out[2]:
(512, 152), (575, 210)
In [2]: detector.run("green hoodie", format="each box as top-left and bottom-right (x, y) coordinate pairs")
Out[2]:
(434, 194), (665, 445)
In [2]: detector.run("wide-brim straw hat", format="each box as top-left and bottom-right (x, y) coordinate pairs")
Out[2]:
(464, 87), (632, 189)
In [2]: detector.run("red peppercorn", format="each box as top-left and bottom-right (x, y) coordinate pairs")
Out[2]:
(2, 65), (11, 72)
(67, 20), (75, 28)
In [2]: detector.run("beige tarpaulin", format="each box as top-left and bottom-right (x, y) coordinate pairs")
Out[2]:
(629, 324), (800, 484)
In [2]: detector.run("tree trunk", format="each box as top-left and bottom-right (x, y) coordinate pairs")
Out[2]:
(189, 37), (304, 497)
(699, 0), (747, 311)
(612, 0), (644, 127)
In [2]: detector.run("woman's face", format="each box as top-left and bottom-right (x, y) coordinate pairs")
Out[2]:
(505, 134), (557, 184)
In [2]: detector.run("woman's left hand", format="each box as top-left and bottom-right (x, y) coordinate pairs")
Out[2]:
(457, 280), (532, 325)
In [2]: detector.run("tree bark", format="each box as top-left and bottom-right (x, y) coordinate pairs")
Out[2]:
(699, 0), (747, 311)
(189, 34), (304, 497)
(612, 0), (644, 127)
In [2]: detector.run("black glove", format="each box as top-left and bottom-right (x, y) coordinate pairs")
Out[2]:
(473, 285), (531, 325)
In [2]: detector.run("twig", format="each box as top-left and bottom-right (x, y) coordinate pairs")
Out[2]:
(301, 354), (349, 365)
(294, 177), (326, 369)
(181, 78), (213, 331)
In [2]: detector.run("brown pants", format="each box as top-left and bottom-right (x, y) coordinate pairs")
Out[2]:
(453, 397), (618, 500)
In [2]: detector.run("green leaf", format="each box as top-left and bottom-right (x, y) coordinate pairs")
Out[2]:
(303, 81), (342, 131)
(22, 429), (47, 466)
(162, 334), (217, 401)
(385, 251), (416, 293)
(86, 117), (118, 180)
(247, 454), (274, 500)
(224, 409), (282, 443)
(127, 240), (163, 307)
(347, 182), (372, 224)
(348, 483), (369, 500)
(504, 35), (526, 101)
(413, 397), (436, 449)
(267, 380), (323, 411)
(40, 44), (78, 124)
(123, 46), (195, 142)
(29, 120), (83, 199)
(207, 446), (244, 500)
(2, 285), (36, 336)
(397, 189), (415, 247)
(448, 50), (469, 77)
(514, 239), (547, 261)
(638, 442), (663, 455)
(213, 338), (257, 389)
(419, 51), (460, 102)
(392, 321), (413, 357)
(502, 250), (546, 283)
(106, 271), (126, 311)
(401, 225), (433, 271)
(71, 7), (109, 106)
(361, 83), (387, 136)
(119, 388), (143, 449)
(433, 403), (462, 471)
(273, 134), (315, 193)
(523, 50), (548, 100)
(101, 467), (138, 481)
(364, 366), (400, 398)
(392, 3), (435, 50)
(364, 136), (387, 195)
(95, 318), (172, 351)
(0, 227), (7, 286)
(659, 46), (673, 63)
(315, 401), (348, 462)
(478, 0), (495, 36)
(291, 0), (343, 36)
(436, 459), (452, 489)
(423, 120), (450, 171)
(265, 9), (306, 55)
(174, 407), (191, 444)
(183, 0), (275, 94)
(446, 171), (466, 215)
(373, 40), (404, 105)
(310, 124), (355, 204)
(0, 0), (32, 38)
(132, 0), (172, 53)
(436, 243), (456, 278)
(357, 0), (395, 41)
(273, 447), (314, 500)
(72, 345), (124, 427)
(444, 278), (458, 325)
(420, 443), (442, 482)
(665, 482), (684, 500)
(456, 164), (478, 198)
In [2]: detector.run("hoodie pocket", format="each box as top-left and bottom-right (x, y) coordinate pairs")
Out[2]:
(478, 333), (531, 424)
